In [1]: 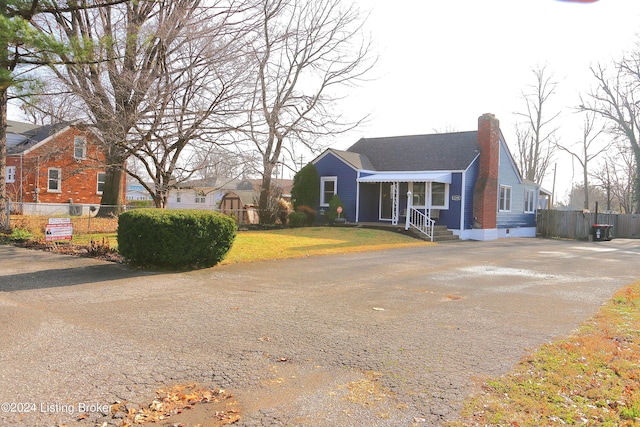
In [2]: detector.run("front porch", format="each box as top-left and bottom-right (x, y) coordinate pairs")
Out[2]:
(348, 222), (460, 242)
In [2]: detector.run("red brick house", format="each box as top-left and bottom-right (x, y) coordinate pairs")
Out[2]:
(5, 120), (122, 212)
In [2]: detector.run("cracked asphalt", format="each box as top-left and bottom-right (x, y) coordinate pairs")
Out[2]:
(0, 238), (639, 427)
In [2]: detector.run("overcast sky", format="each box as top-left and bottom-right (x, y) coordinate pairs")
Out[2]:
(334, 0), (640, 202)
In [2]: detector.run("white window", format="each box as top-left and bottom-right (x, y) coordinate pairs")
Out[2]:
(320, 176), (337, 206)
(97, 172), (106, 194)
(176, 192), (182, 203)
(524, 189), (535, 213)
(74, 136), (87, 160)
(195, 191), (206, 204)
(6, 166), (16, 183)
(499, 185), (512, 212)
(431, 182), (448, 208)
(48, 168), (61, 192)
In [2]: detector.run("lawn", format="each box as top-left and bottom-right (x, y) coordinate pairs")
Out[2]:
(221, 227), (430, 264)
(445, 280), (640, 427)
(7, 215), (429, 263)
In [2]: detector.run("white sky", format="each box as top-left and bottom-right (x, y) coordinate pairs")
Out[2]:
(333, 0), (640, 203)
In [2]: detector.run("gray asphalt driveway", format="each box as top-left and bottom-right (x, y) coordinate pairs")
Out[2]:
(0, 238), (639, 426)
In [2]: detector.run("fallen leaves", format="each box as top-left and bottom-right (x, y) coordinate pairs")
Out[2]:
(114, 383), (240, 426)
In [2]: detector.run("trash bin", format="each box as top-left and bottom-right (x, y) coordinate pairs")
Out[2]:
(592, 224), (613, 241)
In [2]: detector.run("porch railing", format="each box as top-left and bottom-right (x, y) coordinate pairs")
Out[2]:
(405, 206), (435, 241)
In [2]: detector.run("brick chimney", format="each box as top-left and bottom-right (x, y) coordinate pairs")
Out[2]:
(473, 113), (500, 230)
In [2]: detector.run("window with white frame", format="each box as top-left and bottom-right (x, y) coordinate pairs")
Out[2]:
(524, 189), (535, 213)
(74, 136), (87, 160)
(431, 182), (448, 208)
(176, 192), (182, 203)
(195, 191), (206, 204)
(499, 185), (512, 212)
(97, 172), (106, 194)
(6, 166), (16, 183)
(411, 182), (426, 206)
(48, 168), (61, 192)
(320, 177), (337, 206)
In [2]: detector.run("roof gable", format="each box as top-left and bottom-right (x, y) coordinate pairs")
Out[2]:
(347, 131), (480, 171)
(313, 148), (375, 171)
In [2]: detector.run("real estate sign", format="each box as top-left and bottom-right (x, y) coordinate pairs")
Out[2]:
(45, 218), (73, 242)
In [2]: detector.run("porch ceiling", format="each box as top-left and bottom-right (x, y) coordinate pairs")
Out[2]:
(357, 172), (452, 184)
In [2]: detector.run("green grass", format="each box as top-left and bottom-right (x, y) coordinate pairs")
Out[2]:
(220, 227), (429, 264)
(445, 282), (640, 427)
(24, 226), (428, 264)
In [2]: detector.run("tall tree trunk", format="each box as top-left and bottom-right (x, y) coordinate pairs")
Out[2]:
(0, 87), (8, 231)
(97, 150), (127, 217)
(258, 160), (276, 224)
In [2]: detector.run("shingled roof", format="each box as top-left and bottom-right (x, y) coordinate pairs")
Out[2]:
(347, 131), (480, 171)
(6, 121), (71, 155)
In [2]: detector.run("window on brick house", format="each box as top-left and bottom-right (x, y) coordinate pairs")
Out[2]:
(97, 172), (106, 194)
(6, 166), (16, 183)
(74, 137), (87, 160)
(48, 168), (62, 192)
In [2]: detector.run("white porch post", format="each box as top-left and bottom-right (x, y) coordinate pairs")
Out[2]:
(391, 182), (399, 225)
(405, 191), (412, 230)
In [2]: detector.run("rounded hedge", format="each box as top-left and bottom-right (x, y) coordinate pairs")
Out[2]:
(287, 211), (307, 228)
(118, 209), (237, 269)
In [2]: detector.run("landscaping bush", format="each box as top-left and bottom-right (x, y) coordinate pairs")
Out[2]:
(287, 211), (307, 228)
(118, 209), (236, 269)
(325, 194), (345, 223)
(291, 163), (320, 209)
(296, 205), (317, 225)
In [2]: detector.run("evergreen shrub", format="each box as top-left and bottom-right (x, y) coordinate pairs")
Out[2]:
(296, 205), (317, 225)
(287, 211), (307, 228)
(326, 194), (345, 223)
(118, 209), (236, 269)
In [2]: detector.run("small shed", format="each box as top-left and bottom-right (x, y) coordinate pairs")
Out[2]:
(220, 190), (259, 224)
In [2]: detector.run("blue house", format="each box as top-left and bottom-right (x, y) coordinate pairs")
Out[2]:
(311, 113), (539, 241)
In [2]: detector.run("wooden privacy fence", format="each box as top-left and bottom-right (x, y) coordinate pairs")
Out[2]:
(537, 210), (640, 240)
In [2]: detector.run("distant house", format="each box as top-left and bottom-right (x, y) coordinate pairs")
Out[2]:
(5, 120), (122, 214)
(126, 177), (154, 202)
(311, 113), (540, 241)
(167, 177), (293, 210)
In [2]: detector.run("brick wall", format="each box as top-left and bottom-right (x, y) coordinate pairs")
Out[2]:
(8, 126), (118, 205)
(472, 113), (500, 229)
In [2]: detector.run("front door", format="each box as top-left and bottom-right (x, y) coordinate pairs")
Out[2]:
(380, 183), (392, 220)
(380, 182), (399, 223)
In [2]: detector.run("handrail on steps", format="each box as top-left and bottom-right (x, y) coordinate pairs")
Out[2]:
(405, 206), (435, 242)
(404, 191), (435, 242)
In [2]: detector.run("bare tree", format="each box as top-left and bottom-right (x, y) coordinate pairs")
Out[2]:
(555, 111), (609, 209)
(37, 0), (236, 215)
(513, 65), (561, 184)
(580, 53), (640, 213)
(243, 0), (375, 223)
(121, 2), (254, 208)
(592, 144), (637, 213)
(1, 0), (127, 229)
(17, 81), (84, 125)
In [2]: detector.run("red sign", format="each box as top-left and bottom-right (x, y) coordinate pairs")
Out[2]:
(45, 223), (73, 242)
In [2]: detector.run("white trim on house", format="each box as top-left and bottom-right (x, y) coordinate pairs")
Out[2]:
(358, 172), (451, 184)
(320, 176), (337, 206)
